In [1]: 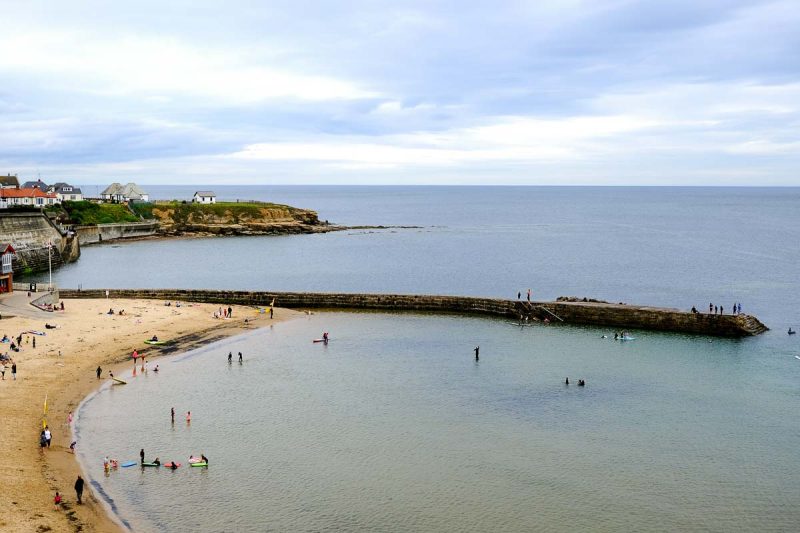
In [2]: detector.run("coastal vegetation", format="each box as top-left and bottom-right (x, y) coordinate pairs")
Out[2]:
(58, 200), (140, 225)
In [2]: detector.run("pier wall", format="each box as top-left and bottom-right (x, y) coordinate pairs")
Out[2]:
(75, 222), (159, 245)
(58, 289), (768, 337)
(0, 212), (80, 273)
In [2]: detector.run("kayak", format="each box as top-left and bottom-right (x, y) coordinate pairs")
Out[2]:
(141, 462), (161, 467)
(144, 340), (166, 345)
(190, 462), (208, 467)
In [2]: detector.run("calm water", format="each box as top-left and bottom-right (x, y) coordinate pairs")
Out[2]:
(66, 187), (800, 531)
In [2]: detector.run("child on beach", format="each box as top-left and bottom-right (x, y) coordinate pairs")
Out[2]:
(54, 492), (62, 510)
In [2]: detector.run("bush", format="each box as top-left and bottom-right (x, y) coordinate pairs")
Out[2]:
(61, 201), (139, 225)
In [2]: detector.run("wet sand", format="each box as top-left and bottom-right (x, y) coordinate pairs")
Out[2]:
(0, 297), (301, 532)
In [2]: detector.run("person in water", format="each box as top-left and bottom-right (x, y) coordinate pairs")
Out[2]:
(201, 454), (208, 464)
(228, 351), (232, 363)
(565, 377), (569, 385)
(186, 411), (191, 423)
(171, 407), (175, 423)
(153, 457), (160, 466)
(789, 328), (796, 335)
(322, 331), (329, 342)
(238, 352), (242, 363)
(474, 346), (480, 361)
(140, 448), (145, 463)
(170, 461), (178, 470)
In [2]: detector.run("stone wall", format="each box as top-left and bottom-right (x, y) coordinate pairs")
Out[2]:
(75, 221), (160, 245)
(0, 213), (80, 273)
(58, 289), (768, 337)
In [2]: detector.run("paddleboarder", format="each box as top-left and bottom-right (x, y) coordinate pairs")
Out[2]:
(474, 346), (480, 361)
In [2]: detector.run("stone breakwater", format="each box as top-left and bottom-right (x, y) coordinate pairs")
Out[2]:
(58, 289), (768, 337)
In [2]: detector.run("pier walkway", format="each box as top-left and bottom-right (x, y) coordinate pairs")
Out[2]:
(58, 289), (769, 337)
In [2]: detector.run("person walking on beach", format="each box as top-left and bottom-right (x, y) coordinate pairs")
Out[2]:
(709, 303), (713, 313)
(74, 475), (84, 504)
(11, 361), (16, 380)
(44, 427), (52, 447)
(32, 337), (35, 349)
(96, 366), (102, 379)
(527, 289), (531, 302)
(269, 307), (274, 319)
(474, 346), (480, 361)
(517, 291), (521, 300)
(1, 363), (5, 380)
(228, 306), (232, 318)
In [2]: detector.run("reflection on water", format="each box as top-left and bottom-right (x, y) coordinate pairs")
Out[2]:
(76, 313), (799, 532)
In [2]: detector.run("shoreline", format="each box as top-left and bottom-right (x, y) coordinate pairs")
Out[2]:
(0, 298), (302, 532)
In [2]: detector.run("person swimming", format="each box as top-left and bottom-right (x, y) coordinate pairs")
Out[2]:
(789, 328), (796, 335)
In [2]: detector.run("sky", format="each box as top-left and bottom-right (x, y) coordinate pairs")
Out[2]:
(1, 0), (798, 185)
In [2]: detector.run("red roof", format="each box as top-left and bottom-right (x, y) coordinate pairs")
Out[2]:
(0, 188), (57, 199)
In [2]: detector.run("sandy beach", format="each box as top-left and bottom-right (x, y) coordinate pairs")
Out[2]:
(0, 297), (301, 532)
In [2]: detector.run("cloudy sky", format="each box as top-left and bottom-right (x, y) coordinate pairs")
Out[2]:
(1, 0), (798, 185)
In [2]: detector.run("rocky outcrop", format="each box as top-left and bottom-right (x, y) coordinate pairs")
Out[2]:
(59, 289), (769, 337)
(151, 202), (333, 236)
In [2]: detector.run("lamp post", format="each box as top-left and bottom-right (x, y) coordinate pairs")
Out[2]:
(47, 240), (52, 291)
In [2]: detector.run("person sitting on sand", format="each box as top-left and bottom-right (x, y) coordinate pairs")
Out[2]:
(118, 309), (125, 315)
(107, 308), (114, 315)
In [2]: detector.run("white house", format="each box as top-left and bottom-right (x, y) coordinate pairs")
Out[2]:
(0, 174), (20, 189)
(192, 191), (217, 204)
(48, 182), (84, 202)
(0, 187), (60, 208)
(101, 182), (149, 202)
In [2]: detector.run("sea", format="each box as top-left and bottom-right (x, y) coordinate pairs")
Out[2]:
(54, 186), (799, 532)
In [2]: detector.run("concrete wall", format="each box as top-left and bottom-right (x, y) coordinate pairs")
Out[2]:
(58, 289), (768, 337)
(0, 212), (80, 273)
(75, 221), (159, 245)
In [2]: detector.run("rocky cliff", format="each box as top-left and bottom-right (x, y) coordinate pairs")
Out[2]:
(151, 202), (332, 236)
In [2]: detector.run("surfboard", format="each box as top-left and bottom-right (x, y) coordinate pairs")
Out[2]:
(617, 337), (636, 341)
(164, 462), (181, 468)
(795, 355), (800, 360)
(144, 340), (166, 345)
(190, 462), (208, 467)
(121, 461), (137, 467)
(141, 462), (160, 467)
(111, 377), (127, 385)
(313, 339), (329, 343)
